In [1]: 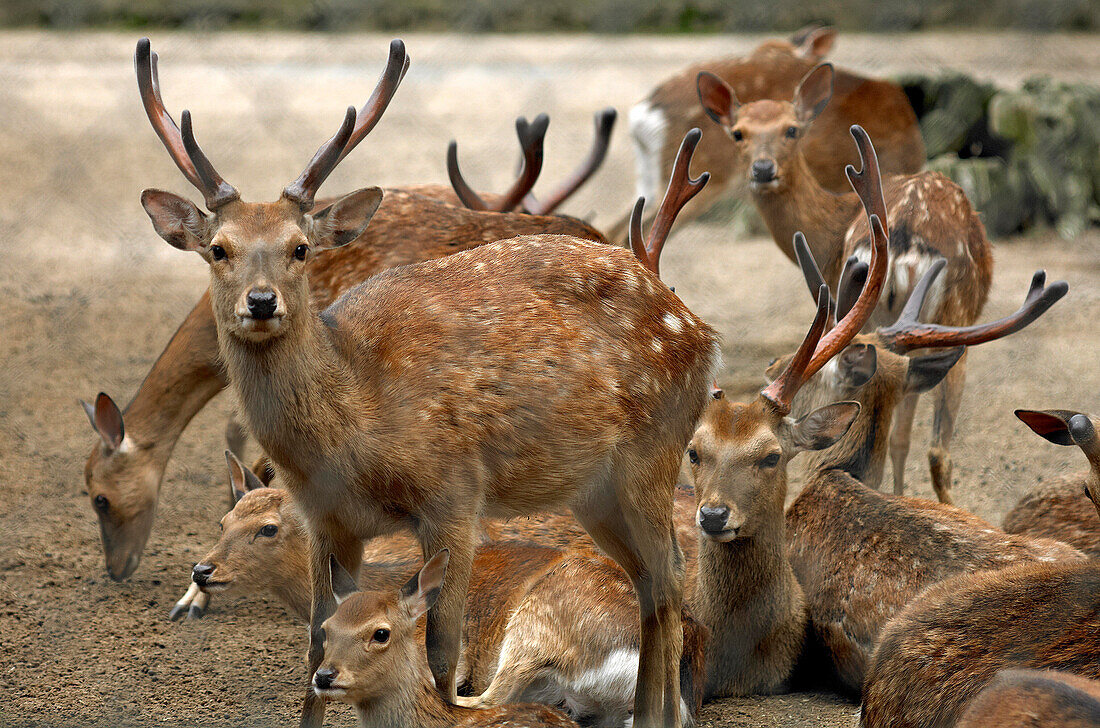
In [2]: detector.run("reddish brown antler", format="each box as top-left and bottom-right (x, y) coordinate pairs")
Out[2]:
(447, 114), (548, 213)
(524, 107), (616, 215)
(846, 125), (888, 239)
(878, 267), (1068, 353)
(793, 233), (868, 328)
(136, 38), (239, 210)
(284, 39), (409, 209)
(760, 286), (832, 413)
(628, 128), (710, 277)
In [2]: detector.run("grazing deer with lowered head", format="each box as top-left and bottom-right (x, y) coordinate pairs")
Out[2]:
(316, 551), (579, 728)
(614, 27), (923, 242)
(135, 38), (719, 728)
(1003, 409), (1100, 558)
(82, 38), (611, 582)
(698, 64), (992, 504)
(956, 669), (1100, 728)
(859, 410), (1100, 728)
(775, 239), (1075, 694)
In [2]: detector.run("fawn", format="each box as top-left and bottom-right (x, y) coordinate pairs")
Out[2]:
(315, 551), (579, 728)
(82, 38), (609, 582)
(698, 64), (993, 504)
(956, 669), (1100, 728)
(859, 410), (1100, 728)
(135, 37), (719, 727)
(614, 26), (922, 242)
(1003, 409), (1100, 558)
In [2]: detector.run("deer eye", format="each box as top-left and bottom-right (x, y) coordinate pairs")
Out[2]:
(731, 129), (744, 141)
(687, 448), (700, 465)
(209, 244), (227, 261)
(258, 524), (278, 538)
(758, 452), (781, 469)
(294, 244), (308, 261)
(785, 126), (799, 139)
(372, 628), (390, 644)
(93, 495), (110, 513)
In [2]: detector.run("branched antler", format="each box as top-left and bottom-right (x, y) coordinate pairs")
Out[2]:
(524, 108), (616, 215)
(448, 114), (548, 212)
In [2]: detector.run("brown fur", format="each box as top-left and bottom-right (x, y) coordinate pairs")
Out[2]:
(614, 35), (923, 241)
(860, 562), (1100, 728)
(83, 186), (604, 581)
(956, 668), (1100, 728)
(1005, 477), (1100, 559)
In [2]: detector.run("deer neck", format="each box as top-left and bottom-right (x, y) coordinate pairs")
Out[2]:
(354, 660), (467, 728)
(272, 521), (313, 622)
(751, 153), (860, 281)
(803, 384), (897, 490)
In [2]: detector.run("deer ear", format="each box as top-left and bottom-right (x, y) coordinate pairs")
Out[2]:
(224, 450), (265, 505)
(904, 347), (964, 394)
(1015, 409), (1081, 446)
(309, 187), (383, 250)
(399, 549), (449, 621)
(793, 63), (834, 123)
(796, 27), (837, 61)
(250, 456), (278, 486)
(81, 392), (125, 451)
(837, 344), (877, 388)
(328, 554), (360, 605)
(1068, 414), (1100, 463)
(141, 189), (211, 252)
(790, 401), (860, 452)
(697, 72), (739, 127)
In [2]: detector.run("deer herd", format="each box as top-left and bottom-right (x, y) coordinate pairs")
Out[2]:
(76, 27), (1099, 728)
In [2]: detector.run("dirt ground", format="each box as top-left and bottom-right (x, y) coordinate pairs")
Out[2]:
(0, 30), (1098, 728)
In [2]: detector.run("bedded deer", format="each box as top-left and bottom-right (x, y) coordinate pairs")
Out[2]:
(697, 67), (991, 504)
(1002, 409), (1100, 558)
(81, 38), (613, 582)
(135, 38), (719, 728)
(775, 229), (1075, 694)
(859, 411), (1100, 728)
(614, 27), (923, 241)
(316, 551), (580, 728)
(956, 669), (1100, 728)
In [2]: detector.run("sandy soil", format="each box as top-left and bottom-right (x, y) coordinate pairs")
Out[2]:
(0, 30), (1098, 728)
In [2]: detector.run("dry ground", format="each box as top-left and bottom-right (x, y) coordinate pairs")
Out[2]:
(0, 30), (1098, 728)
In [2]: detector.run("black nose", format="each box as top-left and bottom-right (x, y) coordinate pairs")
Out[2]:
(751, 159), (777, 183)
(192, 563), (214, 585)
(698, 506), (730, 534)
(246, 290), (278, 319)
(314, 667), (336, 690)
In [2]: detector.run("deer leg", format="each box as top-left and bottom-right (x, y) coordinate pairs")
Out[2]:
(889, 393), (919, 495)
(419, 517), (477, 704)
(929, 350), (967, 505)
(169, 582), (202, 621)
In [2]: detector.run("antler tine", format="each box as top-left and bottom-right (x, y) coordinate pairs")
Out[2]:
(177, 110), (240, 209)
(878, 270), (1069, 353)
(492, 113), (547, 212)
(282, 106), (357, 210)
(525, 107), (617, 215)
(334, 39), (410, 164)
(888, 258), (947, 337)
(761, 286), (831, 414)
(627, 197), (651, 272)
(641, 128), (710, 278)
(793, 232), (835, 325)
(446, 140), (490, 211)
(845, 125), (889, 239)
(835, 255), (869, 321)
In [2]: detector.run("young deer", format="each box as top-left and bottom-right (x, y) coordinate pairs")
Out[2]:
(698, 65), (992, 504)
(956, 669), (1100, 728)
(1003, 409), (1100, 558)
(136, 39), (719, 728)
(860, 411), (1100, 728)
(316, 551), (579, 728)
(615, 27), (923, 241)
(81, 39), (609, 582)
(777, 236), (1075, 695)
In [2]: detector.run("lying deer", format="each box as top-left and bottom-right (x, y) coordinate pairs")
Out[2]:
(135, 38), (719, 728)
(614, 26), (923, 241)
(316, 551), (579, 728)
(778, 226), (1076, 694)
(1003, 409), (1100, 558)
(859, 410), (1100, 728)
(81, 38), (613, 582)
(956, 669), (1100, 728)
(698, 65), (992, 504)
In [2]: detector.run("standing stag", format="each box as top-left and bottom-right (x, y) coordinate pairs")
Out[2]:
(82, 38), (613, 581)
(133, 37), (719, 728)
(697, 65), (992, 503)
(614, 27), (923, 241)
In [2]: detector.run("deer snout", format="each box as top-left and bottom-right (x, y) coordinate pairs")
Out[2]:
(750, 158), (778, 184)
(697, 505), (731, 534)
(191, 562), (215, 586)
(245, 288), (279, 320)
(313, 667), (337, 690)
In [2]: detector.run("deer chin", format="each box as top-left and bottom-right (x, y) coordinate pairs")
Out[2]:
(750, 177), (782, 192)
(233, 314), (285, 342)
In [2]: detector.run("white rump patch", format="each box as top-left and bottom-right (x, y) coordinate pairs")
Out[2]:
(629, 101), (668, 203)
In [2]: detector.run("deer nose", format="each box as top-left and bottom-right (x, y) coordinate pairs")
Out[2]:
(697, 506), (730, 534)
(751, 159), (777, 183)
(313, 667), (337, 690)
(246, 289), (278, 319)
(191, 563), (215, 586)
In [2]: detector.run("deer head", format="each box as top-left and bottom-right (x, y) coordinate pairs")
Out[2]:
(135, 38), (405, 345)
(1016, 410), (1100, 518)
(696, 62), (834, 192)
